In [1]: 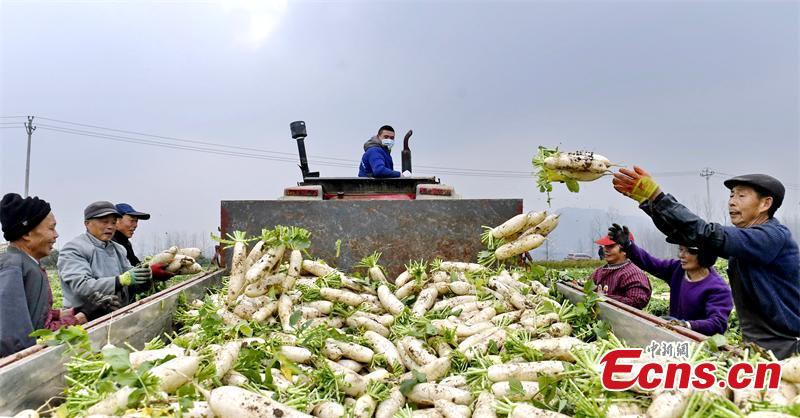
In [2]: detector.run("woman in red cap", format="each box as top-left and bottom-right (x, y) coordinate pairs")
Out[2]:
(590, 228), (652, 309)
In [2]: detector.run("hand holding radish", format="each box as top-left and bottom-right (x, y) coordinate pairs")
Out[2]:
(612, 166), (662, 203)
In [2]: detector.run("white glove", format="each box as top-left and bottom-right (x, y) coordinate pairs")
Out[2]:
(402, 170), (412, 178)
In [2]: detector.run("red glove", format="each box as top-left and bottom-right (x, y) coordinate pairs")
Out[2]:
(150, 263), (175, 280)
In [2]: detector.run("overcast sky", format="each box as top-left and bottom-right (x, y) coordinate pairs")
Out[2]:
(1, 0), (798, 253)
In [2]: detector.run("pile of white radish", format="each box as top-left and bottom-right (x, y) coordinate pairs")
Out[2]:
(20, 225), (800, 418)
(532, 146), (616, 203)
(149, 246), (204, 275)
(480, 210), (559, 265)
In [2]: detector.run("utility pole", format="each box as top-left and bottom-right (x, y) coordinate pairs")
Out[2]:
(24, 116), (36, 197)
(700, 167), (715, 220)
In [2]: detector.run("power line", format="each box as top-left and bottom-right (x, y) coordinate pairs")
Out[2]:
(20, 116), (763, 182)
(35, 116), (540, 175)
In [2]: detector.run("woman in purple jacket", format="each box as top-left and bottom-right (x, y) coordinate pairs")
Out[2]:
(608, 223), (733, 336)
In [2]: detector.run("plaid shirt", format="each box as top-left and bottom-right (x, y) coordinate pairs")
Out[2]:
(591, 260), (652, 309)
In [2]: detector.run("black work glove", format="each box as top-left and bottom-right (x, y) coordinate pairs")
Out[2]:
(660, 315), (690, 329)
(608, 223), (632, 250)
(85, 291), (122, 312)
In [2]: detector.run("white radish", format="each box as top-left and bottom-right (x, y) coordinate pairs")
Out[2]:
(178, 247), (202, 259)
(434, 399), (471, 418)
(285, 250), (303, 290)
(487, 361), (565, 382)
(463, 330), (507, 360)
(763, 381), (798, 406)
(222, 370), (249, 387)
(281, 346), (313, 364)
(401, 337), (438, 365)
(438, 261), (486, 273)
(439, 375), (468, 389)
(526, 214), (560, 237)
(150, 356), (201, 393)
(646, 390), (691, 418)
(406, 383), (472, 406)
(325, 359), (367, 396)
(495, 234), (545, 260)
(412, 409), (444, 418)
(226, 239), (248, 304)
(781, 356), (800, 383)
(278, 294), (294, 331)
(412, 286), (439, 316)
(364, 368), (392, 383)
(543, 151), (612, 174)
(378, 285), (405, 316)
(548, 322), (572, 337)
(395, 270), (411, 287)
(337, 359), (363, 373)
(490, 213), (532, 240)
(458, 326), (501, 352)
(525, 337), (584, 362)
(320, 287), (364, 306)
(244, 273), (285, 297)
(209, 386), (312, 418)
(346, 316), (391, 337)
(167, 254), (189, 273)
(150, 247), (177, 265)
(491, 381), (540, 401)
(245, 244), (286, 283)
(313, 401), (345, 418)
(86, 386), (136, 416)
(328, 339), (375, 363)
(397, 339), (422, 370)
(464, 307), (497, 325)
(302, 260), (338, 277)
(395, 280), (424, 300)
(232, 295), (269, 319)
(401, 357), (452, 382)
(217, 308), (244, 326)
(364, 330), (404, 373)
(213, 341), (241, 379)
(471, 392), (497, 418)
(604, 402), (644, 417)
(129, 346), (185, 369)
(433, 296), (478, 311)
(508, 404), (570, 418)
(375, 388), (405, 418)
(353, 394), (377, 418)
(305, 300), (334, 314)
(252, 301), (278, 322)
(270, 369), (293, 391)
(448, 281), (475, 296)
(243, 240), (267, 271)
(312, 401), (345, 418)
(322, 340), (344, 361)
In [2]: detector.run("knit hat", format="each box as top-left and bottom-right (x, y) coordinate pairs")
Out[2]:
(0, 193), (52, 241)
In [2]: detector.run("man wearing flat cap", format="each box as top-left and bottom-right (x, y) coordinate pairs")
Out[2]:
(0, 193), (87, 357)
(613, 167), (799, 359)
(112, 203), (173, 281)
(57, 201), (153, 319)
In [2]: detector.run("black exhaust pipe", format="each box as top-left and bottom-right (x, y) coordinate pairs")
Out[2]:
(290, 121), (319, 178)
(402, 130), (413, 173)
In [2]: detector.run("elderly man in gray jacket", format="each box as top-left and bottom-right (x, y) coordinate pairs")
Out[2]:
(57, 201), (152, 319)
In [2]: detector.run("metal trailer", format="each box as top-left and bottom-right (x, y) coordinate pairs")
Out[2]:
(0, 271), (705, 414)
(0, 122), (707, 414)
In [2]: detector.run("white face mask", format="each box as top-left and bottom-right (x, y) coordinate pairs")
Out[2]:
(381, 138), (395, 150)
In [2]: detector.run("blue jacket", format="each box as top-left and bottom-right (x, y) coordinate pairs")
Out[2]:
(358, 137), (400, 178)
(642, 193), (800, 358)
